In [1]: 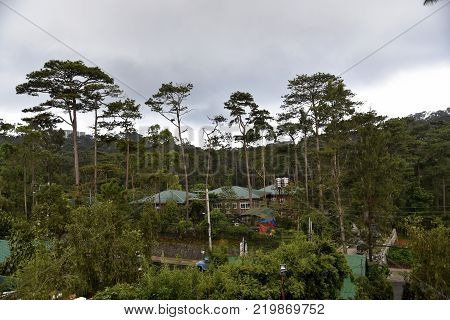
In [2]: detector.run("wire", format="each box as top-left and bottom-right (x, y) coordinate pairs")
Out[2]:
(0, 0), (147, 100)
(339, 1), (450, 76)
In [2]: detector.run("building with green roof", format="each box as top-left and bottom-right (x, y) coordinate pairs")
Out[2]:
(209, 186), (262, 214)
(209, 186), (261, 199)
(133, 190), (198, 206)
(255, 185), (279, 197)
(254, 185), (292, 207)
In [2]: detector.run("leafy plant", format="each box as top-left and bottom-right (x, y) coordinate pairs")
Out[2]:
(387, 247), (413, 268)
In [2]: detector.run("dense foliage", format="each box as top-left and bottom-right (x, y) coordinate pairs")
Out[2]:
(356, 265), (393, 300)
(94, 236), (349, 300)
(386, 247), (413, 268)
(403, 222), (449, 299)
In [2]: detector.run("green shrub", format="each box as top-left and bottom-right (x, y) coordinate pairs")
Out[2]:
(208, 243), (229, 266)
(387, 247), (413, 268)
(403, 223), (449, 299)
(93, 283), (142, 300)
(139, 266), (208, 300)
(355, 264), (393, 300)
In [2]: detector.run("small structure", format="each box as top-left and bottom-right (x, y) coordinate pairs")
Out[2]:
(0, 240), (10, 264)
(0, 240), (11, 287)
(242, 207), (277, 235)
(339, 254), (367, 299)
(133, 189), (198, 208)
(239, 237), (248, 256)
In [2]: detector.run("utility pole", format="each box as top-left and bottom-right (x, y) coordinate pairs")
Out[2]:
(206, 188), (212, 251)
(308, 217), (313, 242)
(280, 264), (287, 300)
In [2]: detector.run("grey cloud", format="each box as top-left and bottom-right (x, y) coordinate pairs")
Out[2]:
(0, 0), (449, 132)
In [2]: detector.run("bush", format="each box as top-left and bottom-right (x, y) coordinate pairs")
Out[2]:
(1, 219), (35, 275)
(355, 264), (393, 300)
(65, 202), (144, 296)
(208, 243), (229, 266)
(139, 266), (208, 300)
(32, 184), (71, 238)
(14, 245), (69, 299)
(95, 235), (350, 300)
(208, 236), (350, 300)
(139, 205), (161, 256)
(387, 247), (413, 268)
(160, 200), (183, 233)
(93, 283), (142, 300)
(403, 222), (449, 299)
(99, 180), (125, 203)
(13, 201), (145, 298)
(0, 210), (13, 238)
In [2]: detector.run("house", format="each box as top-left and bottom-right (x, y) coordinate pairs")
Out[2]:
(255, 185), (288, 203)
(241, 207), (277, 234)
(209, 186), (262, 214)
(133, 189), (198, 208)
(63, 130), (86, 139)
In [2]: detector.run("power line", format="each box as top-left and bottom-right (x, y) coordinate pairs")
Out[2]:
(0, 0), (147, 100)
(339, 1), (450, 76)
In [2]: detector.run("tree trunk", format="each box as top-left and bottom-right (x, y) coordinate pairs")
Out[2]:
(303, 134), (309, 206)
(309, 159), (314, 205)
(177, 117), (190, 219)
(131, 173), (135, 201)
(243, 140), (253, 207)
(262, 145), (267, 201)
(367, 204), (374, 262)
(333, 152), (347, 254)
(93, 108), (98, 196)
(235, 153), (238, 185)
(23, 165), (28, 219)
(125, 137), (130, 190)
(72, 107), (80, 190)
(206, 147), (212, 251)
(293, 141), (300, 185)
(315, 125), (324, 212)
(31, 153), (36, 208)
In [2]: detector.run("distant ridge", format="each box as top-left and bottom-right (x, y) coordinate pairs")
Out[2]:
(409, 107), (450, 121)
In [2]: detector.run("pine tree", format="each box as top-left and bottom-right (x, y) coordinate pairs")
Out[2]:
(146, 82), (193, 217)
(16, 60), (114, 192)
(100, 98), (141, 191)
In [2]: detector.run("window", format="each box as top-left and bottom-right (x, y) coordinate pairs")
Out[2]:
(212, 203), (221, 209)
(240, 202), (250, 210)
(233, 202), (238, 209)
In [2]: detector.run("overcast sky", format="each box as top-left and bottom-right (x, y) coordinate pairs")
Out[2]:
(0, 0), (449, 144)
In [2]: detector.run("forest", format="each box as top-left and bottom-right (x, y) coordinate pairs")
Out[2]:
(0, 60), (448, 300)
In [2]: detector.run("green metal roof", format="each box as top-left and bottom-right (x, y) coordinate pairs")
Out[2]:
(209, 186), (261, 200)
(256, 185), (280, 196)
(134, 190), (198, 204)
(339, 254), (367, 299)
(0, 240), (11, 265)
(242, 207), (275, 218)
